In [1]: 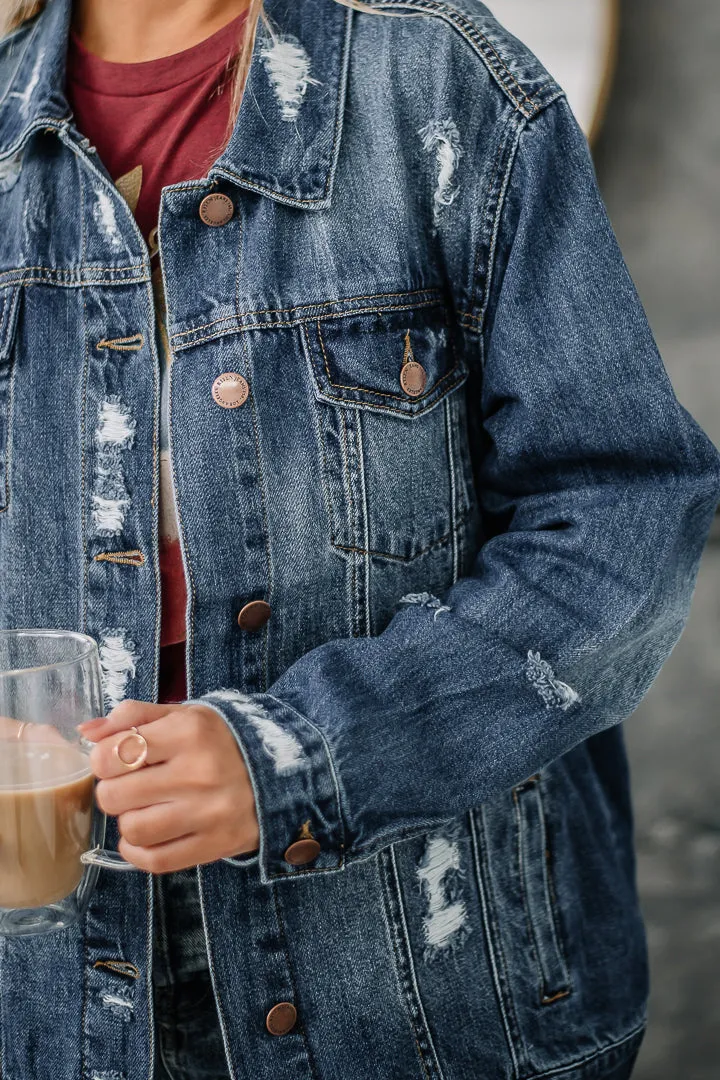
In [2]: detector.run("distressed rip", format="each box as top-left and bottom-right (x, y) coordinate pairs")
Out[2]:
(93, 189), (123, 250)
(525, 650), (580, 711)
(99, 629), (138, 711)
(399, 592), (451, 620)
(92, 397), (135, 537)
(100, 990), (134, 1020)
(416, 831), (470, 960)
(418, 118), (464, 227)
(96, 397), (136, 448)
(212, 690), (304, 774)
(260, 37), (320, 121)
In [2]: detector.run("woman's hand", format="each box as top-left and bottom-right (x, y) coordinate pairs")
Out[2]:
(77, 700), (260, 873)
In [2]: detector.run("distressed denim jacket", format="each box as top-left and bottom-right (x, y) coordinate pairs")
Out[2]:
(1, 1), (719, 1078)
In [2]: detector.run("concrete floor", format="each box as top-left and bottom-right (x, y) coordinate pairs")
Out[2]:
(592, 2), (720, 1076)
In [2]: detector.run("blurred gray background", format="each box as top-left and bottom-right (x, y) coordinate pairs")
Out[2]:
(593, 2), (720, 1077)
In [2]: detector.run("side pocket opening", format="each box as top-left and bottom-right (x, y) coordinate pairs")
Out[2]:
(0, 285), (21, 513)
(513, 774), (571, 1006)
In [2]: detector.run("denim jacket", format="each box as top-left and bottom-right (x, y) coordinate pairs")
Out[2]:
(1, 1), (719, 1078)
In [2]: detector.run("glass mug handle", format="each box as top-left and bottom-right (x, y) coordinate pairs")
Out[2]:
(80, 847), (142, 871)
(78, 733), (144, 872)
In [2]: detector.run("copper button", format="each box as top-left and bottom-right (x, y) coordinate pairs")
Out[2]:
(284, 838), (321, 866)
(400, 361), (428, 397)
(211, 372), (249, 409)
(199, 193), (234, 227)
(266, 1002), (297, 1036)
(237, 600), (271, 631)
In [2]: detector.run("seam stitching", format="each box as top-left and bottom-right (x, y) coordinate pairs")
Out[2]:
(370, 0), (544, 115)
(170, 289), (443, 341)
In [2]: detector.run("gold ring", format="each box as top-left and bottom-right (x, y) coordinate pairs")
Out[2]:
(16, 721), (28, 740)
(112, 725), (149, 771)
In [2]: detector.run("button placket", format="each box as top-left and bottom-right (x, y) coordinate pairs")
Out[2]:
(237, 600), (272, 631)
(212, 372), (250, 409)
(265, 1001), (298, 1036)
(199, 192), (235, 227)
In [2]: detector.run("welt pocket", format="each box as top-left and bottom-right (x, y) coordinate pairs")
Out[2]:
(0, 284), (21, 512)
(513, 773), (571, 1006)
(301, 301), (468, 418)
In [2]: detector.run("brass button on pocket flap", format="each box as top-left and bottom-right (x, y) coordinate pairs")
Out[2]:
(303, 300), (466, 418)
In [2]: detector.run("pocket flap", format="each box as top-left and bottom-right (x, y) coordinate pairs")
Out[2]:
(304, 301), (467, 417)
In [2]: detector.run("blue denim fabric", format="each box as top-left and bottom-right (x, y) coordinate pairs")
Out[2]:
(1, 0), (719, 1078)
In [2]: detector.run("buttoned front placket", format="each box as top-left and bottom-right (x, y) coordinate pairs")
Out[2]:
(64, 132), (161, 1080)
(157, 180), (319, 1076)
(157, 180), (272, 702)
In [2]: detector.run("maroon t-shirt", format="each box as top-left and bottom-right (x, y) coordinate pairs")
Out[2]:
(66, 13), (247, 702)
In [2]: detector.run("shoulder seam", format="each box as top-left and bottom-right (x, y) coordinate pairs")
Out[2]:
(470, 89), (567, 333)
(367, 0), (561, 117)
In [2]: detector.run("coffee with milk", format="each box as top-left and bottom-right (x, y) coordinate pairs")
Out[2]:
(0, 742), (94, 909)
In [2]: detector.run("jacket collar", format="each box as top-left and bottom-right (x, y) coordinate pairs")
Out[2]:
(0, 0), (353, 209)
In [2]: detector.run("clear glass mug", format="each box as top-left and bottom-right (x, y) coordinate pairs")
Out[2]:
(0, 629), (143, 938)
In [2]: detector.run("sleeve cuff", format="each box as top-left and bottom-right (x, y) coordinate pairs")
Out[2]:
(187, 689), (346, 885)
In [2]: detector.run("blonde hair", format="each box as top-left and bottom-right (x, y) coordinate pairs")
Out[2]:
(0, 0), (386, 141)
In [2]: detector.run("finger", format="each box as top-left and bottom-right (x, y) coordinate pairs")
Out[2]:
(94, 762), (179, 816)
(77, 700), (177, 742)
(118, 832), (208, 875)
(118, 801), (196, 849)
(88, 708), (197, 780)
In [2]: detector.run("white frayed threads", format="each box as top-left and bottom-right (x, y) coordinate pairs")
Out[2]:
(91, 490), (130, 536)
(418, 118), (464, 227)
(93, 189), (123, 250)
(92, 397), (135, 537)
(99, 630), (138, 711)
(399, 592), (451, 621)
(9, 50), (44, 118)
(96, 397), (136, 448)
(212, 691), (304, 775)
(417, 834), (469, 959)
(100, 991), (134, 1021)
(260, 37), (320, 121)
(525, 651), (580, 711)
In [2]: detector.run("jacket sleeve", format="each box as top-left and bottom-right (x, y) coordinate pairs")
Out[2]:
(188, 95), (720, 884)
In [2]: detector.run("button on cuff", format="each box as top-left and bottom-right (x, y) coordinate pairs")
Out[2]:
(284, 838), (321, 865)
(191, 691), (345, 884)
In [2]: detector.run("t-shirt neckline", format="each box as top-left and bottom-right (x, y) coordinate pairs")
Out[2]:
(67, 9), (248, 96)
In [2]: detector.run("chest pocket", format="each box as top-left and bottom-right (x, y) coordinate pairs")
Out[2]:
(302, 300), (475, 562)
(0, 286), (20, 512)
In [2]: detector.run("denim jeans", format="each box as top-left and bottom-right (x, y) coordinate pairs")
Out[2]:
(152, 870), (230, 1080)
